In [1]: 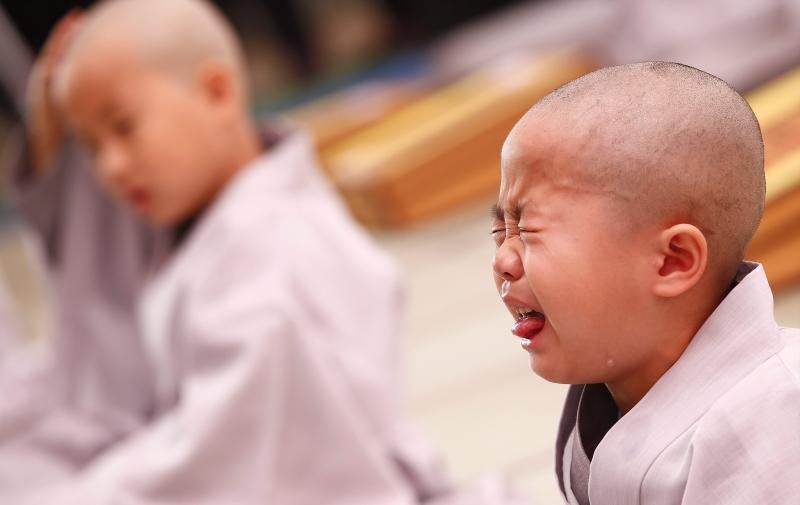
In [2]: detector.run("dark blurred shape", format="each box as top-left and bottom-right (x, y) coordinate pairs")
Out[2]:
(3, 0), (315, 78)
(429, 0), (614, 78)
(216, 0), (316, 77)
(381, 0), (529, 41)
(1, 1), (93, 51)
(0, 3), (33, 113)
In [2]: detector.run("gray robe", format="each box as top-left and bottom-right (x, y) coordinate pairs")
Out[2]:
(0, 5), (164, 453)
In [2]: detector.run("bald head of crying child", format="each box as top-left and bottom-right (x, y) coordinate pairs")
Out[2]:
(492, 62), (765, 414)
(55, 0), (261, 226)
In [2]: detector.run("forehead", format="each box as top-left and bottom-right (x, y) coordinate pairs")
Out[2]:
(499, 120), (578, 205)
(497, 112), (629, 222)
(64, 30), (147, 96)
(62, 42), (166, 128)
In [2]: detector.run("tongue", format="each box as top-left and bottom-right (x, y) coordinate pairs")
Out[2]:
(512, 316), (546, 338)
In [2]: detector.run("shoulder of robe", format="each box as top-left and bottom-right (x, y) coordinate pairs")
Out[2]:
(677, 345), (800, 502)
(777, 326), (800, 384)
(690, 347), (800, 455)
(176, 172), (401, 313)
(182, 210), (290, 301)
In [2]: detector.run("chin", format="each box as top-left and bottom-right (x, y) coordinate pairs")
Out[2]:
(530, 356), (583, 385)
(145, 204), (195, 227)
(137, 208), (171, 226)
(530, 355), (562, 382)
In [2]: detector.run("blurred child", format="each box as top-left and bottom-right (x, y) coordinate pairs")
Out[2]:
(491, 62), (800, 504)
(0, 0), (457, 503)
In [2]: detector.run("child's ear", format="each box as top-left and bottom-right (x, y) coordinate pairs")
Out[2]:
(196, 62), (237, 107)
(652, 223), (708, 298)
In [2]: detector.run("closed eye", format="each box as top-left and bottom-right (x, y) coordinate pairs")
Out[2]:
(111, 115), (136, 137)
(490, 227), (507, 247)
(518, 228), (542, 243)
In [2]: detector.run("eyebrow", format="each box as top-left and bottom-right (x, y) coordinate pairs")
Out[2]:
(490, 203), (524, 222)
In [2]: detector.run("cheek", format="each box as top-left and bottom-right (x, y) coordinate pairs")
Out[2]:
(521, 239), (595, 309)
(136, 114), (206, 181)
(521, 245), (617, 357)
(492, 268), (502, 294)
(533, 322), (620, 384)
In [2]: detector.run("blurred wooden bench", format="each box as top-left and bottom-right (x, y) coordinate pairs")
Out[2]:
(746, 67), (800, 292)
(322, 50), (596, 227)
(284, 80), (426, 154)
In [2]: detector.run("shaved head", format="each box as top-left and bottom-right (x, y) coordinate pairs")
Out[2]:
(54, 0), (262, 226)
(58, 0), (247, 99)
(504, 62), (765, 285)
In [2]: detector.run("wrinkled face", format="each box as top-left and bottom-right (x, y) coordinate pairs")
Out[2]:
(62, 39), (229, 226)
(492, 119), (659, 385)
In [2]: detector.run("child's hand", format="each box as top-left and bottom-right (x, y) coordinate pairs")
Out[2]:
(26, 10), (83, 174)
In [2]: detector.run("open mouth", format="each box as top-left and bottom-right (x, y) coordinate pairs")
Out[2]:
(126, 188), (152, 209)
(510, 306), (546, 347)
(511, 306), (544, 322)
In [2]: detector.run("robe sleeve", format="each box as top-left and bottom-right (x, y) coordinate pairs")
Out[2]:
(0, 130), (155, 445)
(0, 130), (62, 441)
(4, 128), (158, 271)
(19, 228), (418, 505)
(3, 128), (72, 261)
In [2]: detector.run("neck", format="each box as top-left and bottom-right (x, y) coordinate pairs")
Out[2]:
(606, 354), (682, 415)
(606, 286), (726, 414)
(221, 119), (263, 182)
(174, 119), (263, 237)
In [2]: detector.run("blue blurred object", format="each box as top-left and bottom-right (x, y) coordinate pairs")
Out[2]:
(256, 49), (432, 115)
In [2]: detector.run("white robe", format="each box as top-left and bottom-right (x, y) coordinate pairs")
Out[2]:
(1, 130), (468, 504)
(559, 263), (800, 504)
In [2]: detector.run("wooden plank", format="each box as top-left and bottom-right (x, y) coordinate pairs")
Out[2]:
(285, 81), (425, 158)
(748, 184), (800, 258)
(745, 69), (800, 292)
(749, 229), (800, 293)
(326, 50), (596, 227)
(761, 113), (800, 168)
(747, 67), (800, 130)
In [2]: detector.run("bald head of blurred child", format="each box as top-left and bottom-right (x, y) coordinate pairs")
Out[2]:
(492, 62), (765, 413)
(56, 0), (261, 226)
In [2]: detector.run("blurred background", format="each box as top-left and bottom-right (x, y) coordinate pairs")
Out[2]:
(1, 0), (800, 503)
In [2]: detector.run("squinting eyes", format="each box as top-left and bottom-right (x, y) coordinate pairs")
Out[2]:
(491, 228), (506, 247)
(111, 116), (136, 137)
(490, 227), (537, 247)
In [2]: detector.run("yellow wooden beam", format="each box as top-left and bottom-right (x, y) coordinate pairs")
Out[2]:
(325, 50), (593, 184)
(766, 148), (800, 203)
(747, 67), (800, 129)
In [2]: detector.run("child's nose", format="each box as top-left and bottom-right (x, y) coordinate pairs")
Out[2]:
(492, 238), (524, 282)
